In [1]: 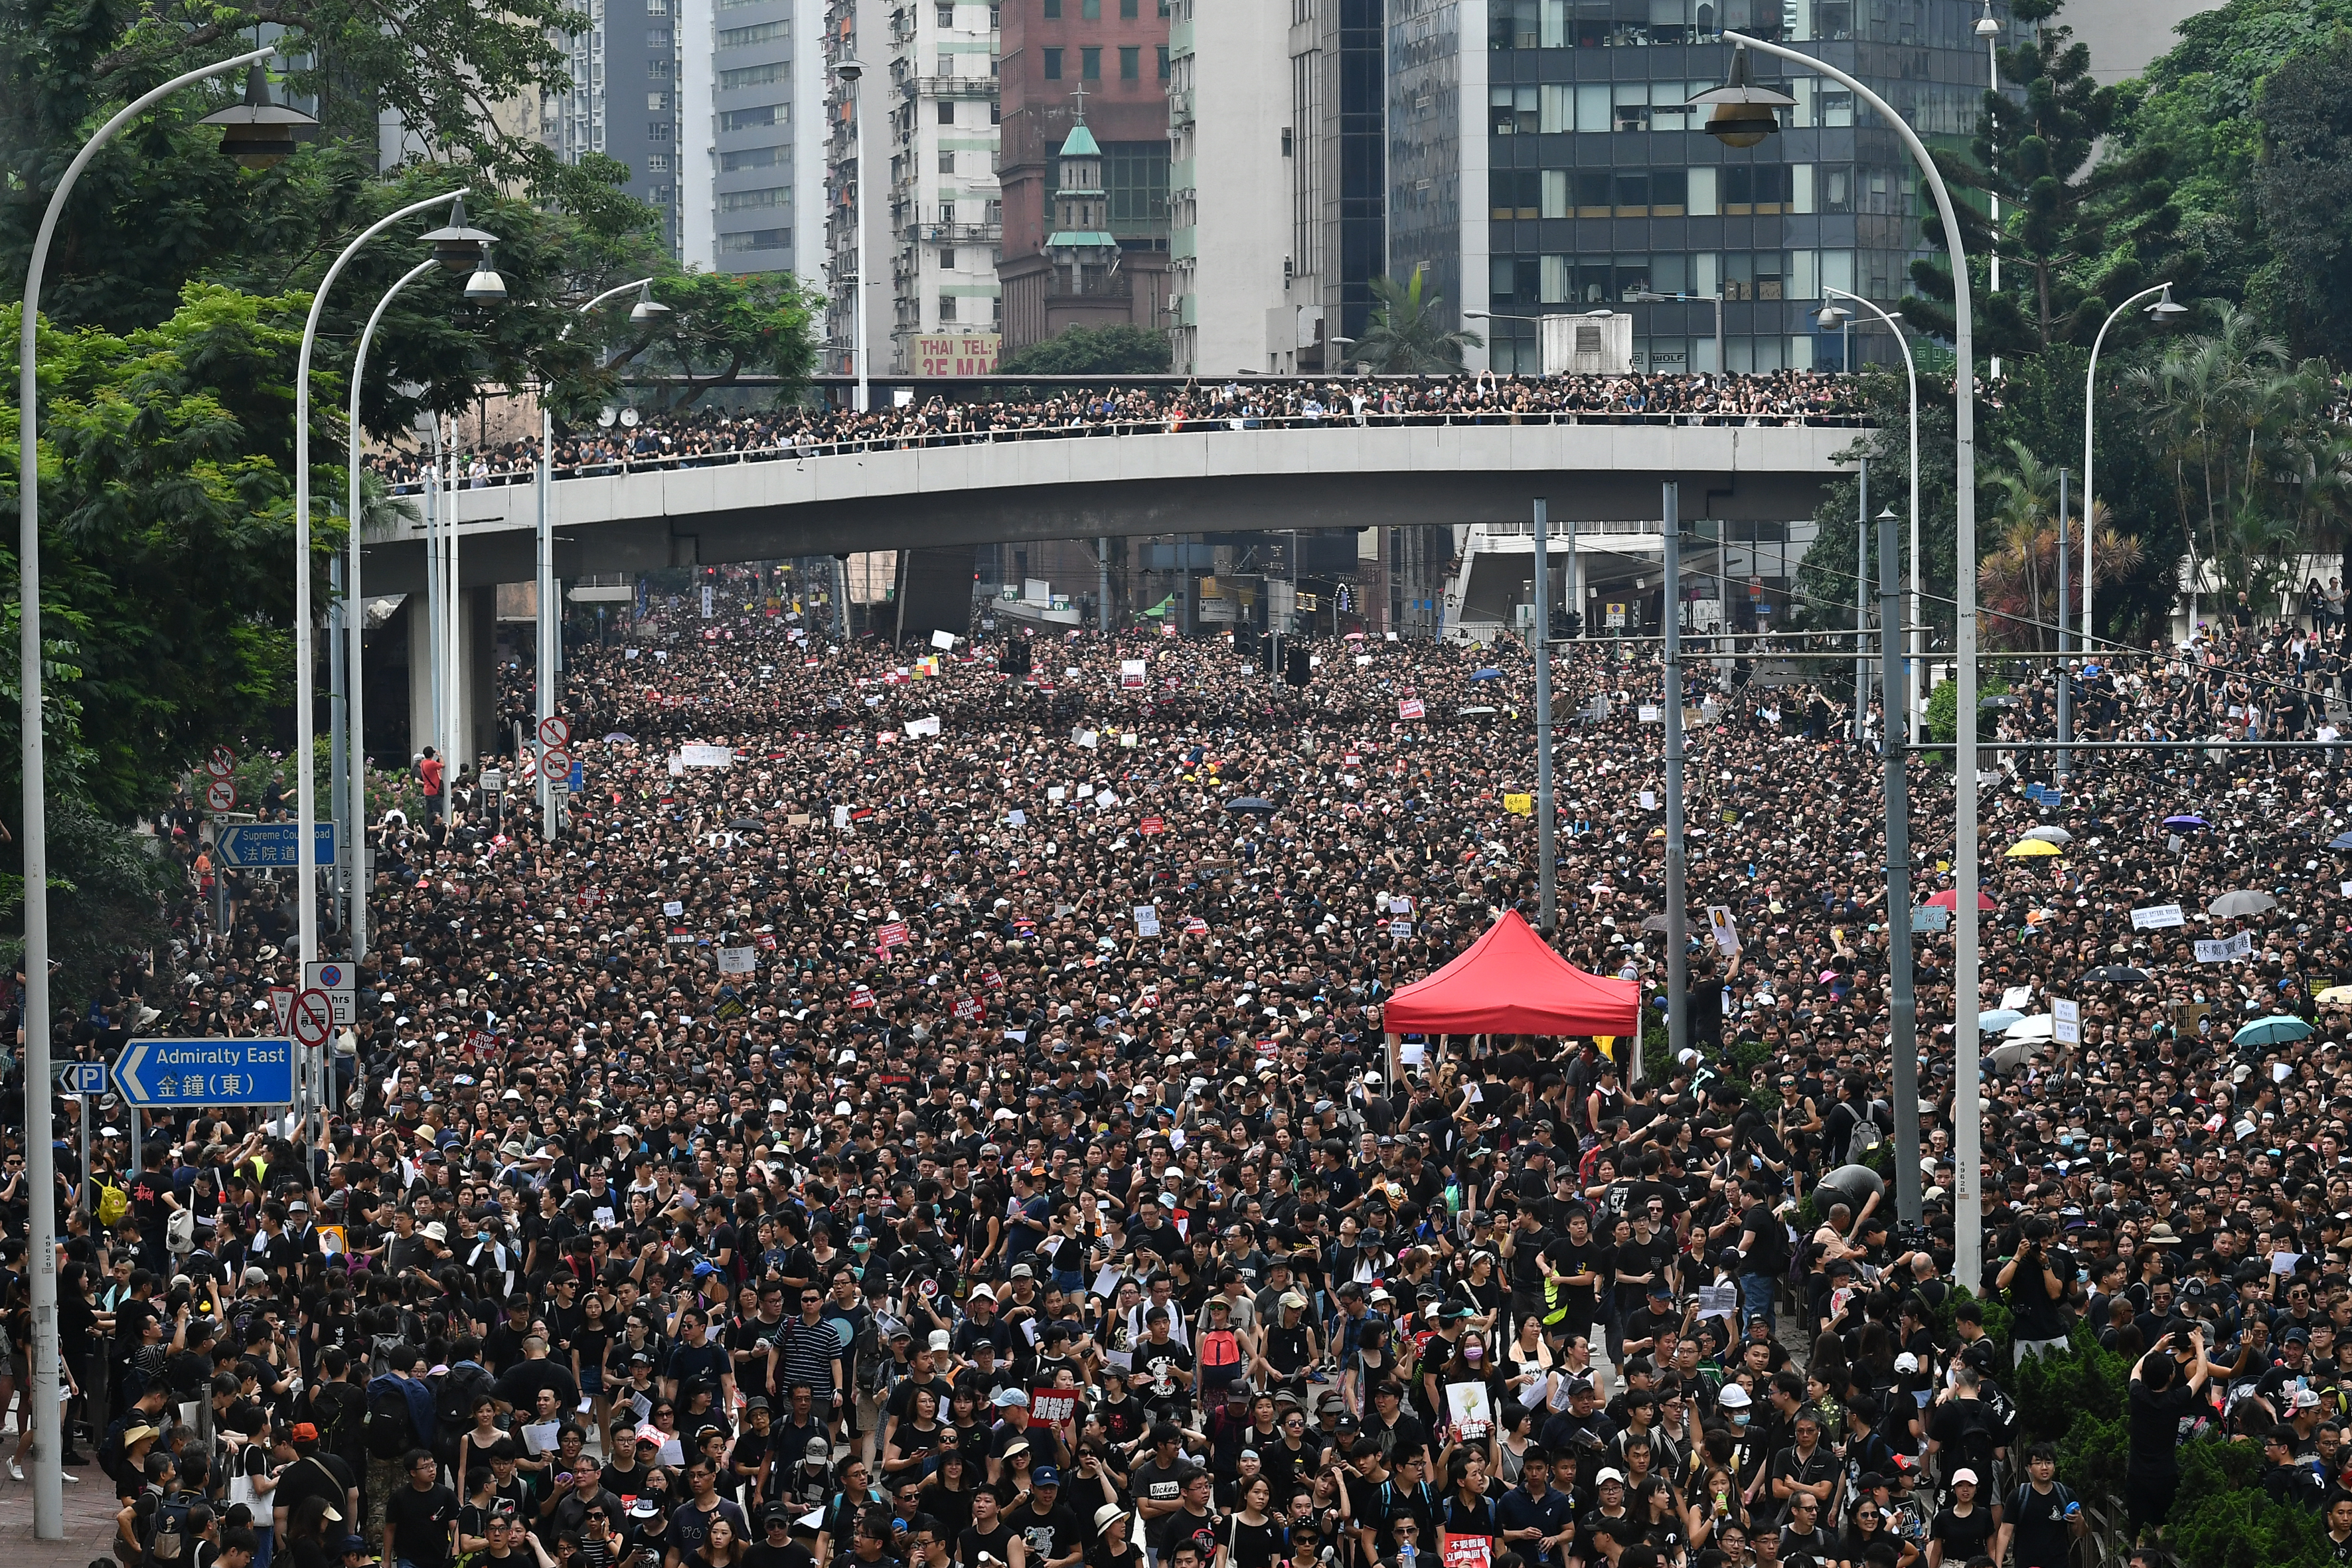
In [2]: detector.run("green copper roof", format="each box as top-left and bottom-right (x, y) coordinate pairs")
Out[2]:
(1058, 121), (1102, 157)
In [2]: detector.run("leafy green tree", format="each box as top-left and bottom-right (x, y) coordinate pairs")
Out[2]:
(997, 325), (1173, 376)
(2251, 28), (2352, 362)
(2, 287), (313, 821)
(1355, 268), (1481, 375)
(593, 271), (823, 416)
(1903, 0), (2191, 357)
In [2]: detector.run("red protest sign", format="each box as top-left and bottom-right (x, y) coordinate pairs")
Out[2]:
(1030, 1389), (1079, 1424)
(1138, 816), (1165, 836)
(1442, 1539), (1490, 1568)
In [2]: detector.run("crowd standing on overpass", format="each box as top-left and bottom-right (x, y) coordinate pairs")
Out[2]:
(19, 568), (2352, 1568)
(369, 372), (1869, 493)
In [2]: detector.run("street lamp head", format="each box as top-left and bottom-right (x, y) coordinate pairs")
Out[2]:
(1585, 307), (1614, 318)
(1879, 506), (1899, 522)
(198, 62), (317, 170)
(629, 283), (673, 325)
(1690, 46), (1794, 148)
(834, 57), (865, 82)
(463, 244), (508, 303)
(421, 194), (498, 272)
(1629, 290), (1668, 303)
(1976, 1), (2001, 39)
(1818, 304), (1851, 330)
(2146, 284), (2189, 325)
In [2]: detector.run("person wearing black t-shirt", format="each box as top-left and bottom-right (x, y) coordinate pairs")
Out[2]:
(383, 1449), (459, 1568)
(1010, 1470), (1086, 1568)
(744, 1510), (819, 1568)
(957, 1485), (1018, 1568)
(1926, 1471), (1994, 1568)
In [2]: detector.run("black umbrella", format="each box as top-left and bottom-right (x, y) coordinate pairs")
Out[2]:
(1225, 797), (1277, 813)
(2083, 965), (2148, 985)
(728, 817), (766, 833)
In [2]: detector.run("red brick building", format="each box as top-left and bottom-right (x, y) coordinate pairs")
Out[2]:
(995, 0), (1172, 355)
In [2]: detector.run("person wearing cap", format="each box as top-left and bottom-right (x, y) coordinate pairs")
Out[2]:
(1010, 1465), (1084, 1568)
(1569, 1468), (1633, 1568)
(1925, 1468), (1992, 1568)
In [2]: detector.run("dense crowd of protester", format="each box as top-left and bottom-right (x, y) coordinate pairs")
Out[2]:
(369, 373), (1869, 492)
(15, 565), (2352, 1568)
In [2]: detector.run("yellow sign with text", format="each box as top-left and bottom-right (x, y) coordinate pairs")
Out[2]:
(915, 333), (1001, 376)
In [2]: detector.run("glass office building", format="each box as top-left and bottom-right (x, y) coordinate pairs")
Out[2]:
(1476, 0), (1994, 373)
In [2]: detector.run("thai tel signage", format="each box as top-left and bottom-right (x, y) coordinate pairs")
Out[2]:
(913, 333), (1000, 376)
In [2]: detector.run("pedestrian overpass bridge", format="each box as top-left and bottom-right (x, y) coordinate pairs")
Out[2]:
(358, 418), (1860, 593)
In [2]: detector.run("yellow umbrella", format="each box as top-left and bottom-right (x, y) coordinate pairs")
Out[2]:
(2318, 985), (2352, 1004)
(2005, 838), (2063, 858)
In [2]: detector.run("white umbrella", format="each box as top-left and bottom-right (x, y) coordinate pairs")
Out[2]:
(2024, 825), (2073, 844)
(2209, 889), (2278, 917)
(2003, 1014), (2057, 1041)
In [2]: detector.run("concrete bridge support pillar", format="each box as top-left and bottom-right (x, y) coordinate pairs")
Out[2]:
(406, 588), (500, 776)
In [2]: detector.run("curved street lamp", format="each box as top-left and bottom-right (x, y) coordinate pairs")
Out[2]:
(14, 42), (310, 1533)
(1818, 287), (1920, 740)
(344, 260), (443, 964)
(2083, 283), (2185, 643)
(1695, 34), (1979, 1272)
(290, 187), (482, 1024)
(534, 277), (672, 840)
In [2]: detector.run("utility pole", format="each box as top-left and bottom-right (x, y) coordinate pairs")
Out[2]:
(1534, 498), (1556, 933)
(1856, 457), (1870, 734)
(1879, 505), (1922, 1227)
(1661, 483), (1686, 1088)
(2056, 469), (2071, 782)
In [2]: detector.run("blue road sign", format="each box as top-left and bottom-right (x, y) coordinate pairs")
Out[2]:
(54, 1061), (107, 1094)
(216, 823), (336, 869)
(114, 1038), (295, 1107)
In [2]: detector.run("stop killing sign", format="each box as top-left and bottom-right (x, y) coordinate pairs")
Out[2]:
(539, 715), (572, 750)
(289, 988), (333, 1049)
(205, 778), (236, 811)
(205, 744), (237, 778)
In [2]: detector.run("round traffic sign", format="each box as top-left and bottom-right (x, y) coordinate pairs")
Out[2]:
(290, 988), (333, 1048)
(315, 962), (345, 989)
(205, 779), (236, 812)
(539, 715), (572, 749)
(205, 744), (237, 778)
(542, 747), (573, 779)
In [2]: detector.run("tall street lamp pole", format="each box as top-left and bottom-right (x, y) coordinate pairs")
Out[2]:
(1533, 498), (1555, 933)
(2083, 283), (2185, 647)
(292, 189), (481, 997)
(1699, 33), (1981, 1287)
(1979, 1), (2002, 382)
(836, 59), (870, 414)
(347, 260), (443, 961)
(540, 280), (670, 840)
(1821, 289), (1919, 736)
(15, 42), (299, 1535)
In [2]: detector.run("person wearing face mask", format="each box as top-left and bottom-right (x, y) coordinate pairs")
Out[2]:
(1715, 1384), (1768, 1511)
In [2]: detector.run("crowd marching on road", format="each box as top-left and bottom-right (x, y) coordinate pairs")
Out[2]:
(21, 558), (2352, 1568)
(367, 372), (1869, 492)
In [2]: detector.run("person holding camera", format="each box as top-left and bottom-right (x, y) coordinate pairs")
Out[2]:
(1997, 1222), (2070, 1368)
(2125, 1326), (2210, 1537)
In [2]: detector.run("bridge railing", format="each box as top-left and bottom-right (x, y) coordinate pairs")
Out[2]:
(381, 404), (1873, 495)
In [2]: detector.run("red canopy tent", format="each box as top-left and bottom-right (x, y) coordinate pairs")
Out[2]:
(1381, 910), (1641, 1037)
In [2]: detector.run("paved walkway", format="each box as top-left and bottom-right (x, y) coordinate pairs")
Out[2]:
(1, 1455), (124, 1568)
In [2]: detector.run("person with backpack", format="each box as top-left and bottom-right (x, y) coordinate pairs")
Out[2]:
(303, 1348), (370, 1488)
(1990, 1443), (2086, 1568)
(272, 1422), (360, 1562)
(120, 1449), (199, 1568)
(368, 1350), (439, 1547)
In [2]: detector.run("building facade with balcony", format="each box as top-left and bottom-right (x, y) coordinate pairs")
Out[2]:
(546, 0), (688, 257)
(823, 0), (1004, 376)
(996, 0), (1172, 356)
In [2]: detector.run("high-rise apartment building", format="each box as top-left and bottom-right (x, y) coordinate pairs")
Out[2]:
(1164, 0), (1294, 374)
(680, 0), (826, 274)
(996, 0), (1171, 356)
(822, 0), (1006, 377)
(544, 0), (688, 257)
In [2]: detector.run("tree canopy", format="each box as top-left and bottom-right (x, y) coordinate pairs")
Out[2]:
(997, 325), (1174, 377)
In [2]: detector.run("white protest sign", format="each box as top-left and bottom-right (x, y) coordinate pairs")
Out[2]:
(904, 716), (942, 738)
(678, 744), (734, 768)
(2194, 931), (2254, 963)
(718, 946), (759, 975)
(2053, 996), (2080, 1046)
(2132, 903), (2187, 930)
(1706, 905), (1741, 957)
(1134, 905), (1161, 937)
(931, 629), (957, 651)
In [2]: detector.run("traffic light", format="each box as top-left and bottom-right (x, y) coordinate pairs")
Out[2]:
(1553, 608), (1583, 639)
(1234, 623), (1259, 661)
(998, 638), (1033, 676)
(1285, 644), (1312, 688)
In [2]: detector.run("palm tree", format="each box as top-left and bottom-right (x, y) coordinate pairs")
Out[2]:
(1982, 439), (2063, 649)
(1354, 266), (1483, 374)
